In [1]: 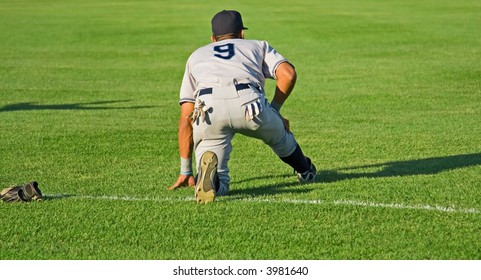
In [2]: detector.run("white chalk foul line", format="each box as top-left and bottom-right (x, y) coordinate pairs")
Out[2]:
(238, 197), (480, 214)
(46, 193), (480, 214)
(333, 199), (480, 214)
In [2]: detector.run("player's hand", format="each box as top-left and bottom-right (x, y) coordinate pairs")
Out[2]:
(168, 174), (195, 190)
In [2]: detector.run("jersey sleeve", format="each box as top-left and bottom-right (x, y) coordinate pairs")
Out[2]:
(261, 41), (291, 80)
(179, 60), (196, 105)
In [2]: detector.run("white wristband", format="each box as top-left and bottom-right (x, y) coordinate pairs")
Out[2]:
(180, 157), (193, 175)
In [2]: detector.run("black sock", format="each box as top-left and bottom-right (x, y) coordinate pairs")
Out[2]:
(280, 144), (310, 173)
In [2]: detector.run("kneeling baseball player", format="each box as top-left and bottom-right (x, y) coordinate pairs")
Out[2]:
(168, 10), (317, 204)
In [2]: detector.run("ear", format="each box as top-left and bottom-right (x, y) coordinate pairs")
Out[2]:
(210, 35), (216, 42)
(240, 30), (245, 39)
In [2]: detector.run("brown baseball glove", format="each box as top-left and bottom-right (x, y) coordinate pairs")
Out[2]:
(0, 181), (43, 203)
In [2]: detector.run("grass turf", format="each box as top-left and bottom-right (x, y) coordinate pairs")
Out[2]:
(1, 0), (480, 259)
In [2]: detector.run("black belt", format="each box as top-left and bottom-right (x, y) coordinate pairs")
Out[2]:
(198, 83), (260, 97)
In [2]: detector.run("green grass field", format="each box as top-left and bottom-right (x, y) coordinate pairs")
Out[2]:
(1, 0), (480, 260)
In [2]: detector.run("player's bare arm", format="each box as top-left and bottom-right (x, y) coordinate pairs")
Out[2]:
(273, 61), (297, 106)
(271, 61), (297, 131)
(168, 102), (195, 190)
(178, 102), (194, 159)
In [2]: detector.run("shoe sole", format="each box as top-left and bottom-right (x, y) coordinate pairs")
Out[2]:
(195, 151), (218, 204)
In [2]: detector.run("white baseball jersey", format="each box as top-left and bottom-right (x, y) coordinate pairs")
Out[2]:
(179, 38), (289, 104)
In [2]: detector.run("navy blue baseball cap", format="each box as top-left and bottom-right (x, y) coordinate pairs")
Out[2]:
(211, 10), (248, 36)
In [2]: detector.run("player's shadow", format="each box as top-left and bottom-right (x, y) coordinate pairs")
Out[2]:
(229, 178), (312, 196)
(229, 152), (481, 197)
(228, 174), (314, 197)
(0, 100), (156, 112)
(319, 152), (481, 183)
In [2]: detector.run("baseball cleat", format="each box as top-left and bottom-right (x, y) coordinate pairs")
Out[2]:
(297, 157), (317, 184)
(195, 151), (219, 204)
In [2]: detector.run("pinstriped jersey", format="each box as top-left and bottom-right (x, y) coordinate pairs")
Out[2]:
(179, 38), (289, 104)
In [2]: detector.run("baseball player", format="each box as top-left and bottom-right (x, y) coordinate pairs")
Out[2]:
(169, 10), (317, 203)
